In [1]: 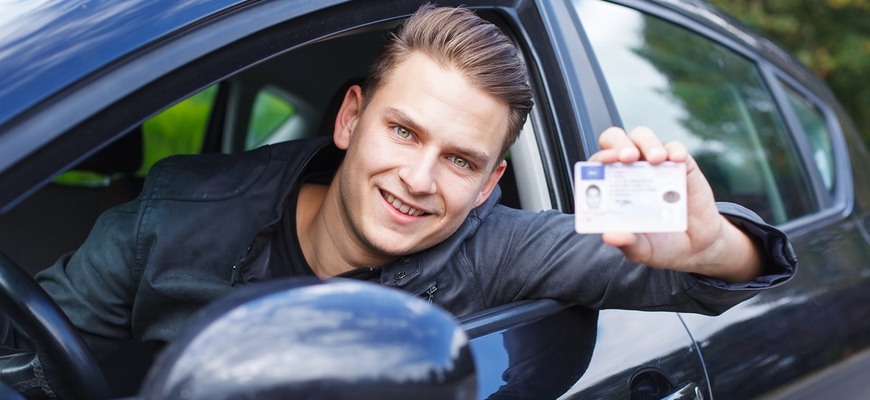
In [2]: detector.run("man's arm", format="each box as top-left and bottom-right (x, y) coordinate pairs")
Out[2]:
(35, 200), (141, 359)
(590, 126), (767, 284)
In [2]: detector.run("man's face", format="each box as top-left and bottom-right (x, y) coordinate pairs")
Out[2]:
(331, 52), (509, 259)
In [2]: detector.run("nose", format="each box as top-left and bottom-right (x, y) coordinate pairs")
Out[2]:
(399, 151), (438, 195)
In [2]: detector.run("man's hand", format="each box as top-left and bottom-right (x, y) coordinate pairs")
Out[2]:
(589, 127), (763, 283)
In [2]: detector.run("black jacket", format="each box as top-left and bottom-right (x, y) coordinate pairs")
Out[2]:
(36, 136), (797, 359)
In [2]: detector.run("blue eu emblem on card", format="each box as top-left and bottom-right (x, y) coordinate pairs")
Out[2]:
(580, 165), (605, 180)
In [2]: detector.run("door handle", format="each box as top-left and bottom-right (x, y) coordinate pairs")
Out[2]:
(630, 369), (705, 400)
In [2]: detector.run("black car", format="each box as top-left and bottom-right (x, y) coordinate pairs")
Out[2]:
(1, 0), (868, 399)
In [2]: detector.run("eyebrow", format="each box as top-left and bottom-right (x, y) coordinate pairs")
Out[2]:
(383, 107), (493, 168)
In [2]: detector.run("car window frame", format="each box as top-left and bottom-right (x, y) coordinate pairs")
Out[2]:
(1, 0), (579, 308)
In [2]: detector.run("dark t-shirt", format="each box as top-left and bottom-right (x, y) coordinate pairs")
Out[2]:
(270, 171), (379, 281)
(270, 183), (317, 277)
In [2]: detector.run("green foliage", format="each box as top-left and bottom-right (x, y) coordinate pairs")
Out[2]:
(246, 89), (295, 149)
(55, 86), (217, 186)
(706, 0), (870, 145)
(140, 85), (217, 175)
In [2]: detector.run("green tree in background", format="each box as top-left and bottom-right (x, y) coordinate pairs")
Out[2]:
(706, 0), (870, 145)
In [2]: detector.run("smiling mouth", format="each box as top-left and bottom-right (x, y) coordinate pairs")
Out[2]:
(382, 191), (427, 217)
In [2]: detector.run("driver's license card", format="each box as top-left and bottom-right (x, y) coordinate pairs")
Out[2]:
(574, 161), (687, 233)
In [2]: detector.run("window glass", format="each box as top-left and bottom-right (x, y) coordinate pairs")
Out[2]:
(246, 86), (296, 150)
(783, 85), (835, 192)
(140, 84), (217, 175)
(575, 0), (815, 224)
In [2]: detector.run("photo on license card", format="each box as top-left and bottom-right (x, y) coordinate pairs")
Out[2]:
(574, 161), (687, 233)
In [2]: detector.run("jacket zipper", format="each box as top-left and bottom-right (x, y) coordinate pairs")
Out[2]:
(231, 243), (254, 286)
(412, 283), (438, 304)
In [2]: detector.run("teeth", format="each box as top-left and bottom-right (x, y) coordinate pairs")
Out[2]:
(384, 192), (424, 216)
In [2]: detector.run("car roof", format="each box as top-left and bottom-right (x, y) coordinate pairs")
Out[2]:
(0, 0), (248, 128)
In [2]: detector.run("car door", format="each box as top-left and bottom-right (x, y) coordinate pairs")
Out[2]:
(462, 303), (709, 399)
(574, 0), (870, 398)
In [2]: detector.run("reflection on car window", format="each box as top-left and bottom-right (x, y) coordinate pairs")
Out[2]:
(575, 0), (816, 224)
(246, 86), (296, 150)
(783, 84), (835, 192)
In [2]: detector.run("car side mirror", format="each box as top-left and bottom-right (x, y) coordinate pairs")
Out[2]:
(138, 278), (476, 399)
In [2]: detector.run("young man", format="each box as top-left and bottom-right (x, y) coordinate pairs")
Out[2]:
(37, 5), (795, 362)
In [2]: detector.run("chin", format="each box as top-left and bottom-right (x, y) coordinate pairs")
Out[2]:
(367, 232), (438, 258)
(371, 243), (415, 258)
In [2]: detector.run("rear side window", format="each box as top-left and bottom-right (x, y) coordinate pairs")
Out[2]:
(783, 84), (835, 193)
(140, 85), (217, 174)
(246, 86), (297, 150)
(575, 0), (816, 224)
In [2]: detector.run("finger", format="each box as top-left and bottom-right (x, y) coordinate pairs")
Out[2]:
(592, 127), (639, 163)
(601, 231), (636, 247)
(626, 126), (666, 164)
(602, 232), (652, 264)
(664, 141), (689, 163)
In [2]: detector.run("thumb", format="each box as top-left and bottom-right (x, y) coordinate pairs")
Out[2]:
(602, 232), (652, 265)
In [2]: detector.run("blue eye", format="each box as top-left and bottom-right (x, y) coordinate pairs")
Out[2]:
(394, 126), (412, 139)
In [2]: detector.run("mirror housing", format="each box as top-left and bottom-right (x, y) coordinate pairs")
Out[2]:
(139, 278), (476, 399)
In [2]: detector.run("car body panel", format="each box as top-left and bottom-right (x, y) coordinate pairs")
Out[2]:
(463, 305), (708, 399)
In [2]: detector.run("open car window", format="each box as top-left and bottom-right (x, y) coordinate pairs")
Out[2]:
(0, 8), (561, 395)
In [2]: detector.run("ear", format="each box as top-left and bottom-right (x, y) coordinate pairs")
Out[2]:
(473, 160), (507, 208)
(333, 85), (365, 150)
